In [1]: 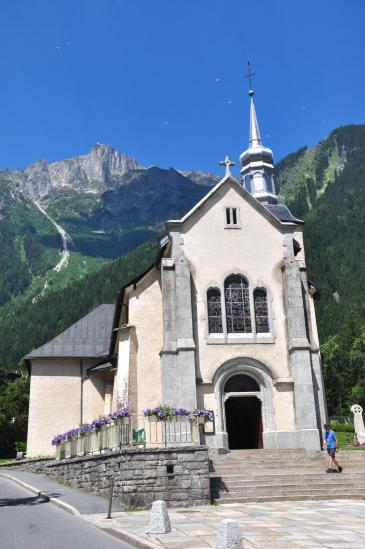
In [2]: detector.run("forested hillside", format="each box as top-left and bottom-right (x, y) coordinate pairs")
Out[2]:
(0, 237), (160, 373)
(275, 125), (365, 414)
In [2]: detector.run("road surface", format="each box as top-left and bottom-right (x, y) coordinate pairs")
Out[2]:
(0, 478), (135, 549)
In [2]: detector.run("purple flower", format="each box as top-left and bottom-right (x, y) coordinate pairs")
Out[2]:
(50, 409), (132, 445)
(143, 404), (194, 421)
(192, 409), (214, 421)
(110, 408), (132, 419)
(174, 407), (190, 417)
(91, 416), (112, 430)
(51, 434), (65, 446)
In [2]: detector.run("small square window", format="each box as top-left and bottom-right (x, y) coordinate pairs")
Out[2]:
(225, 207), (240, 228)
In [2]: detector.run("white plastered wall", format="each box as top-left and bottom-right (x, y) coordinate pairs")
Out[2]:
(127, 269), (163, 415)
(27, 359), (81, 457)
(82, 369), (108, 423)
(27, 358), (107, 457)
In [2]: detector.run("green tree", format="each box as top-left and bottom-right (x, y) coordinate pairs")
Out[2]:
(0, 372), (29, 458)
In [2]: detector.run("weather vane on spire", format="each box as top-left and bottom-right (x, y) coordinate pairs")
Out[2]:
(219, 155), (236, 177)
(244, 51), (255, 97)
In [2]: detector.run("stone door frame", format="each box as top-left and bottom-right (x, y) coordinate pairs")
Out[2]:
(213, 356), (276, 449)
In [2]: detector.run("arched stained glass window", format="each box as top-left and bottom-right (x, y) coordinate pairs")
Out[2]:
(224, 274), (251, 333)
(207, 288), (223, 333)
(254, 288), (269, 333)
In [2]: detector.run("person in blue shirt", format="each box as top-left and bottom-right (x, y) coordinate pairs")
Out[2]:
(323, 424), (343, 473)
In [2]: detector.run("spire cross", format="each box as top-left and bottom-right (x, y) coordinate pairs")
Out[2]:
(219, 155), (236, 176)
(244, 53), (255, 93)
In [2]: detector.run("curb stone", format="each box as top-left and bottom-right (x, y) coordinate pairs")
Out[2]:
(1, 473), (160, 548)
(100, 527), (162, 549)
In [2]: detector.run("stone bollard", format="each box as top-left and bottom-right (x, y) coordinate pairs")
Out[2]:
(216, 519), (243, 548)
(147, 500), (172, 534)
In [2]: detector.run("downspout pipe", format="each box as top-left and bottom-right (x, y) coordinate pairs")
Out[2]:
(80, 359), (88, 425)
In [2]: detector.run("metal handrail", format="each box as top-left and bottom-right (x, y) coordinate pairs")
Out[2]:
(55, 416), (200, 460)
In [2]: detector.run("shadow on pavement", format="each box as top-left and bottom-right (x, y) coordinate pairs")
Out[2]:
(41, 492), (62, 499)
(0, 495), (49, 507)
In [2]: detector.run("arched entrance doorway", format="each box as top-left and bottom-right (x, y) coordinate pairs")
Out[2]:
(224, 374), (263, 449)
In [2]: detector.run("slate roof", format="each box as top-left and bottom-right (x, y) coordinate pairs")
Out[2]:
(263, 204), (304, 224)
(88, 361), (114, 373)
(25, 304), (115, 360)
(166, 175), (303, 229)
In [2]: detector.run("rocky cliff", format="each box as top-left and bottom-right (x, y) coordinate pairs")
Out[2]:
(10, 144), (143, 201)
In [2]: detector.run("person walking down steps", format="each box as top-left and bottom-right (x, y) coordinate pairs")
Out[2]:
(323, 424), (343, 473)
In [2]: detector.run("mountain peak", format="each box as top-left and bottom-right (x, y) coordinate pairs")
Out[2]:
(21, 145), (144, 201)
(91, 142), (115, 153)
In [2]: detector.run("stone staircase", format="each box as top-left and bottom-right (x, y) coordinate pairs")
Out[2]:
(209, 449), (365, 503)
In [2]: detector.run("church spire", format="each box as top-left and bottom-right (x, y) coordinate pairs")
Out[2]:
(249, 91), (262, 148)
(239, 67), (278, 205)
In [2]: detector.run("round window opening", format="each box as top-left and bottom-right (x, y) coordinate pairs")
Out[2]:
(224, 374), (259, 393)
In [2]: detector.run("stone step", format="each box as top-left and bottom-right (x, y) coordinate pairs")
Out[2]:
(210, 468), (365, 475)
(221, 449), (363, 455)
(210, 468), (363, 474)
(210, 464), (344, 471)
(209, 450), (365, 503)
(211, 458), (364, 464)
(225, 449), (357, 452)
(211, 455), (365, 464)
(212, 456), (365, 462)
(212, 454), (322, 463)
(220, 449), (312, 454)
(210, 460), (364, 468)
(211, 482), (365, 496)
(211, 477), (364, 486)
(210, 463), (365, 477)
(212, 493), (365, 504)
(210, 477), (365, 488)
(214, 486), (365, 497)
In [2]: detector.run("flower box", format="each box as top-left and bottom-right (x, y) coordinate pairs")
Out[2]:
(114, 416), (130, 425)
(50, 408), (132, 455)
(76, 437), (84, 456)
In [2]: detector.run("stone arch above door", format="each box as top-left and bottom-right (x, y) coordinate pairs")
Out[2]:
(212, 356), (277, 447)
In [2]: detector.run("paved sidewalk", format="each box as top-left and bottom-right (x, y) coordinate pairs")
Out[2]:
(84, 499), (365, 548)
(2, 469), (123, 514)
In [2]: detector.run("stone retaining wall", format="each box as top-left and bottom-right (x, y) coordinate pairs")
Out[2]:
(2, 446), (210, 509)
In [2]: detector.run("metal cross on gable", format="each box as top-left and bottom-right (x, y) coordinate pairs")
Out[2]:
(219, 155), (236, 177)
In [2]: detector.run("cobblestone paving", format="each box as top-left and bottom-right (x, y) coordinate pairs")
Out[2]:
(85, 500), (365, 548)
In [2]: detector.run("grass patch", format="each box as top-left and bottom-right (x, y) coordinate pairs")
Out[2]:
(331, 422), (354, 433)
(336, 431), (365, 450)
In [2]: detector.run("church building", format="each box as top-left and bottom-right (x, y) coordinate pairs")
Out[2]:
(26, 88), (328, 457)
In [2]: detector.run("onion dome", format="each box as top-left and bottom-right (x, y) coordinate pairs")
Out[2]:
(240, 90), (278, 205)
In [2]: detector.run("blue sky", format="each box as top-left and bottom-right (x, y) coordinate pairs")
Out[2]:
(0, 0), (364, 175)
